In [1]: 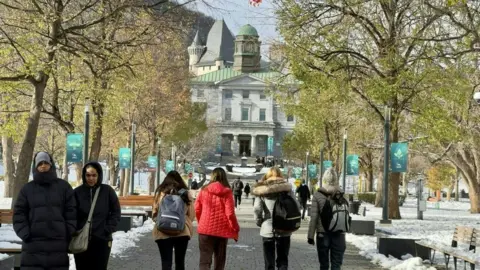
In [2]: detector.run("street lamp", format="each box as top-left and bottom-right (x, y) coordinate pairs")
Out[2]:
(83, 98), (90, 166)
(342, 129), (347, 191)
(156, 137), (162, 188)
(319, 142), (325, 187)
(130, 123), (136, 195)
(381, 106), (392, 224)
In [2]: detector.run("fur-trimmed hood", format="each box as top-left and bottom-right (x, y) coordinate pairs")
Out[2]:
(252, 176), (292, 196)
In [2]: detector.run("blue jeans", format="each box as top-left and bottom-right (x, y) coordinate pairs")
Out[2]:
(316, 232), (346, 270)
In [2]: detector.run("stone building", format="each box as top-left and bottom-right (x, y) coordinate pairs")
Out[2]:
(189, 20), (297, 157)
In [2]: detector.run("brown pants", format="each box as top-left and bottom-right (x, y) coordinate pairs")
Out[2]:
(199, 234), (228, 270)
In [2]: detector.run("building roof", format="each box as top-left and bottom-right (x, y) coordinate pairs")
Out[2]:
(191, 67), (298, 85)
(191, 31), (202, 46)
(197, 20), (235, 65)
(237, 24), (259, 37)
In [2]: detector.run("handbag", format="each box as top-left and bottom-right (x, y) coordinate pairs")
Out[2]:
(69, 187), (101, 254)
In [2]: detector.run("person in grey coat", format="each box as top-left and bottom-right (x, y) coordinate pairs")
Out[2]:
(253, 167), (300, 270)
(307, 167), (346, 270)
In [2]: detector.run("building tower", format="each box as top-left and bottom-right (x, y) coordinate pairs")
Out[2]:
(233, 24), (261, 72)
(188, 31), (205, 71)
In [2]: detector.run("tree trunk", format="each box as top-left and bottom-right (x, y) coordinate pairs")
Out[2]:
(375, 171), (383, 207)
(468, 182), (480, 213)
(75, 163), (83, 186)
(119, 169), (126, 196)
(122, 169), (130, 196)
(107, 151), (117, 186)
(402, 173), (407, 196)
(89, 102), (105, 161)
(62, 150), (69, 180)
(366, 166), (374, 192)
(2, 136), (15, 198)
(13, 80), (48, 203)
(148, 172), (155, 195)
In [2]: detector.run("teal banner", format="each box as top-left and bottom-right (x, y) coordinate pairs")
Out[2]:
(283, 167), (289, 176)
(323, 160), (332, 170)
(147, 156), (157, 168)
(216, 136), (222, 154)
(267, 137), (274, 155)
(308, 164), (317, 178)
(165, 160), (174, 174)
(66, 133), (83, 162)
(346, 154), (359, 176)
(185, 163), (193, 174)
(391, 143), (408, 172)
(119, 148), (131, 169)
(292, 167), (302, 179)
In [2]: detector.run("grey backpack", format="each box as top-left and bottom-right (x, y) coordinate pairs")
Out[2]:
(156, 189), (187, 235)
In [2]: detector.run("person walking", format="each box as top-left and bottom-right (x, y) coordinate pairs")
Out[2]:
(195, 167), (240, 270)
(232, 177), (244, 208)
(307, 168), (347, 270)
(152, 170), (195, 270)
(13, 151), (77, 270)
(253, 167), (299, 270)
(296, 180), (311, 220)
(244, 183), (251, 199)
(73, 161), (121, 270)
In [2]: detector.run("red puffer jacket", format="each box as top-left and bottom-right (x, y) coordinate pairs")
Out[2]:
(195, 182), (240, 240)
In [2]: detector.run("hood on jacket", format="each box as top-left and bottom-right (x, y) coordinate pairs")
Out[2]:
(82, 161), (103, 187)
(252, 176), (291, 196)
(32, 151), (58, 184)
(203, 181), (232, 197)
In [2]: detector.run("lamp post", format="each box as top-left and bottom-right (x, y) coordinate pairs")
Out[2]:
(381, 106), (392, 224)
(306, 151), (310, 191)
(129, 123), (136, 195)
(83, 99), (90, 166)
(342, 130), (347, 190)
(156, 137), (162, 188)
(319, 143), (325, 187)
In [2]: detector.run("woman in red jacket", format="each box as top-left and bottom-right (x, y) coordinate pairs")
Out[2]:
(195, 167), (240, 270)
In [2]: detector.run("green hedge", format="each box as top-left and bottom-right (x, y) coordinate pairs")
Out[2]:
(357, 192), (376, 204)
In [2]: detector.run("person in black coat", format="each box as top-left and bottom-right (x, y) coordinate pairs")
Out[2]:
(296, 180), (311, 220)
(13, 151), (77, 270)
(73, 161), (121, 270)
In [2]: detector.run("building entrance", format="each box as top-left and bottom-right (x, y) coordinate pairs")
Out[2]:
(239, 139), (251, 156)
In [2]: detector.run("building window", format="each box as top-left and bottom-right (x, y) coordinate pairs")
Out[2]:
(259, 109), (266, 121)
(258, 137), (266, 152)
(242, 90), (249, 99)
(225, 90), (233, 99)
(287, 115), (294, 122)
(260, 93), (266, 100)
(241, 108), (249, 121)
(197, 89), (204, 98)
(225, 108), (231, 121)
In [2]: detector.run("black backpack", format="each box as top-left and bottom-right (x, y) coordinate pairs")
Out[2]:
(320, 191), (351, 233)
(271, 192), (302, 233)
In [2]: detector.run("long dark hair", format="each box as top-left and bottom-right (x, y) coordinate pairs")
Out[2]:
(203, 167), (230, 189)
(154, 170), (191, 205)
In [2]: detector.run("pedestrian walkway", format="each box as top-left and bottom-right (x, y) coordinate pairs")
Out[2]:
(108, 198), (383, 270)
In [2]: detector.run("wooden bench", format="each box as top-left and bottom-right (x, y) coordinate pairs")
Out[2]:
(119, 195), (154, 222)
(0, 209), (13, 226)
(416, 226), (477, 269)
(448, 228), (479, 270)
(0, 209), (21, 270)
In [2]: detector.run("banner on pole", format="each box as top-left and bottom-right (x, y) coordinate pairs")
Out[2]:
(308, 164), (317, 179)
(216, 136), (222, 154)
(119, 148), (131, 169)
(147, 156), (157, 172)
(267, 137), (274, 156)
(292, 167), (302, 179)
(391, 143), (408, 172)
(346, 154), (359, 176)
(165, 160), (174, 174)
(66, 133), (83, 162)
(323, 160), (333, 170)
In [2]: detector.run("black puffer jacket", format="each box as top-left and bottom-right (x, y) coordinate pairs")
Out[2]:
(73, 162), (121, 241)
(13, 152), (77, 270)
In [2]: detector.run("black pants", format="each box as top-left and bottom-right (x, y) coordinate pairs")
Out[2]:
(156, 236), (190, 270)
(234, 194), (242, 207)
(316, 233), (346, 270)
(245, 193), (249, 199)
(262, 236), (290, 270)
(300, 200), (307, 219)
(74, 236), (112, 270)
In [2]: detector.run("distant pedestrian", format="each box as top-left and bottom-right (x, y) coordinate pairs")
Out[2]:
(152, 170), (195, 270)
(307, 167), (348, 270)
(253, 167), (300, 270)
(74, 161), (121, 270)
(195, 167), (240, 270)
(232, 177), (244, 208)
(244, 183), (251, 199)
(13, 151), (77, 270)
(296, 180), (311, 220)
(191, 179), (199, 190)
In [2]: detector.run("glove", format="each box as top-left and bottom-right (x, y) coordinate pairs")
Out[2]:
(307, 238), (315, 245)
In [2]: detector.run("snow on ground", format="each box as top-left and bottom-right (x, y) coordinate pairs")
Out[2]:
(348, 197), (480, 269)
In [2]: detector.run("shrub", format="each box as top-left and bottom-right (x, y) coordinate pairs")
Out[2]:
(357, 192), (376, 204)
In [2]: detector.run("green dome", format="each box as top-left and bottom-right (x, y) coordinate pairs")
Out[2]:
(237, 24), (259, 37)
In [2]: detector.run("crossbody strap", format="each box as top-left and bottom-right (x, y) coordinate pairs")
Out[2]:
(87, 187), (101, 223)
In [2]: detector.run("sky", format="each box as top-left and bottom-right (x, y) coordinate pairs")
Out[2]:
(186, 0), (279, 57)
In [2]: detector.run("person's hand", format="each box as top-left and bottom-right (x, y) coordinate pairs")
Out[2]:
(307, 238), (315, 245)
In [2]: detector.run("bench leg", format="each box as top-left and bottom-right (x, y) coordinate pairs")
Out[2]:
(469, 262), (474, 270)
(430, 249), (436, 265)
(444, 254), (450, 269)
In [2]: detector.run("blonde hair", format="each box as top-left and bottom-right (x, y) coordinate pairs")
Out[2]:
(263, 166), (283, 180)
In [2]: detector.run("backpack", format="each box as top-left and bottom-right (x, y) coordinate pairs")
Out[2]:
(235, 181), (242, 190)
(320, 191), (351, 233)
(271, 192), (302, 233)
(156, 189), (187, 235)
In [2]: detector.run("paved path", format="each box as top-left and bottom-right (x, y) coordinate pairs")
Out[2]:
(109, 198), (383, 270)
